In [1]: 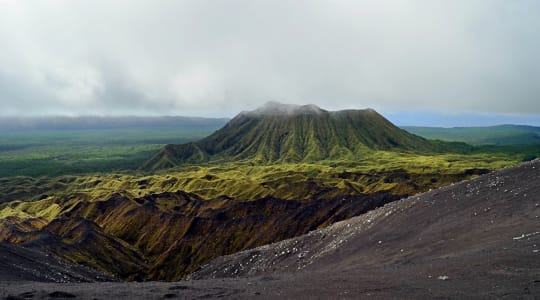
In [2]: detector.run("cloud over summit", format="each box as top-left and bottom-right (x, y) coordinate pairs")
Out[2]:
(1, 0), (539, 117)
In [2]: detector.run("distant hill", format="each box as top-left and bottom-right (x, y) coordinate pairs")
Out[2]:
(144, 102), (437, 169)
(403, 124), (540, 145)
(0, 116), (229, 131)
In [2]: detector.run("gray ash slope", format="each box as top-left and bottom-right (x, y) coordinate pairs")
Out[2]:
(189, 159), (540, 298)
(1, 160), (539, 299)
(0, 242), (116, 283)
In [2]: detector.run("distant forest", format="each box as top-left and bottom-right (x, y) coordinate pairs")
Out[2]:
(0, 116), (229, 131)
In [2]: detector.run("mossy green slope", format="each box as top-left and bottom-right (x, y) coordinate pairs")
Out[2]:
(144, 102), (436, 169)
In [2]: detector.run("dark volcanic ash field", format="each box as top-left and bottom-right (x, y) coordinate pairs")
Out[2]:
(1, 160), (540, 299)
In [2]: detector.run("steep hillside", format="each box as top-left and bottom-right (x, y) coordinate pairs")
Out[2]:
(0, 190), (401, 280)
(0, 242), (116, 283)
(144, 102), (437, 169)
(188, 159), (540, 298)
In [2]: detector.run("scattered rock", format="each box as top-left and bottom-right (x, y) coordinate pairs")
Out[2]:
(168, 285), (189, 290)
(18, 291), (35, 299)
(48, 291), (77, 298)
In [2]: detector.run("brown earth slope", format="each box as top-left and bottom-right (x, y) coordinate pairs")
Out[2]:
(3, 158), (487, 281)
(1, 190), (401, 281)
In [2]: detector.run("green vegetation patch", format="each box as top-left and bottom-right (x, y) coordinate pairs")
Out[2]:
(0, 128), (214, 177)
(404, 125), (540, 146)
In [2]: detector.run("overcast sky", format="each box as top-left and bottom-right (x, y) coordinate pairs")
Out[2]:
(1, 0), (539, 125)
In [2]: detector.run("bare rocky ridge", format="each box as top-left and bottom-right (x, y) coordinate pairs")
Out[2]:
(1, 160), (539, 299)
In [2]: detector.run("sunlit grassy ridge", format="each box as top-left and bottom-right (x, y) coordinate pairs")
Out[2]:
(0, 149), (521, 206)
